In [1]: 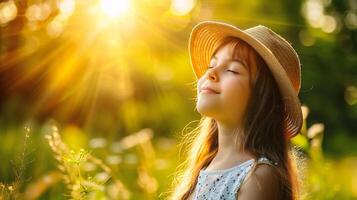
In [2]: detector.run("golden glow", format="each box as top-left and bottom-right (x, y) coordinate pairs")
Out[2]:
(100, 0), (132, 19)
(0, 0), (180, 130)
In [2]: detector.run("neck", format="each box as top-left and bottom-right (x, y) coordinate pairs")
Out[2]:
(214, 120), (254, 162)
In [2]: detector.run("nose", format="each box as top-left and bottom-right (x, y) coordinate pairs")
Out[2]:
(206, 67), (219, 82)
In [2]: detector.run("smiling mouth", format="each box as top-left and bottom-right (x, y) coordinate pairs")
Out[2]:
(200, 89), (220, 94)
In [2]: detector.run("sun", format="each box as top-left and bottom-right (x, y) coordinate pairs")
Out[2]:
(100, 0), (132, 19)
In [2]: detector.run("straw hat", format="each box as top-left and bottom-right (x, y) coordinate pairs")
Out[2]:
(188, 20), (303, 138)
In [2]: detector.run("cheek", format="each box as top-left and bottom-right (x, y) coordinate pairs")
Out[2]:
(221, 77), (251, 107)
(196, 77), (205, 93)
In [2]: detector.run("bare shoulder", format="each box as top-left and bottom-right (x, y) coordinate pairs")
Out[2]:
(237, 163), (280, 200)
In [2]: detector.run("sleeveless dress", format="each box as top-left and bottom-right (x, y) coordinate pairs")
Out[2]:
(191, 157), (276, 200)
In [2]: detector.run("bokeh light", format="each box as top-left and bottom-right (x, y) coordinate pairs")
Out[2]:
(169, 0), (196, 16)
(0, 0), (17, 25)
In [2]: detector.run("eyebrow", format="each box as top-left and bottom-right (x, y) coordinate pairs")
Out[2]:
(211, 55), (248, 70)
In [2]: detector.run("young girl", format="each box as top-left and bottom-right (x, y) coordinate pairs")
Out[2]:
(170, 21), (303, 200)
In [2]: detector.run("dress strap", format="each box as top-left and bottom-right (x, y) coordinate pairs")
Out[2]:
(256, 157), (278, 166)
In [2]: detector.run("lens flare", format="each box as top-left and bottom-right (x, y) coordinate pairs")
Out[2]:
(100, 0), (132, 19)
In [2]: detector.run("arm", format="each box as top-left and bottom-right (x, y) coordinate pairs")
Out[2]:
(237, 164), (280, 200)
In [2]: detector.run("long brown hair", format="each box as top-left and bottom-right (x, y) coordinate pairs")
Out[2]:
(169, 36), (299, 200)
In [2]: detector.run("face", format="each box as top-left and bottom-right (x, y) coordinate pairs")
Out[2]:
(196, 43), (256, 126)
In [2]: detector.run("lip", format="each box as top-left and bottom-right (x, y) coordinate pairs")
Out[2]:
(200, 86), (220, 94)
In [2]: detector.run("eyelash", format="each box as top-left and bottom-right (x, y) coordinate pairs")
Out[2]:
(207, 66), (238, 74)
(227, 70), (238, 74)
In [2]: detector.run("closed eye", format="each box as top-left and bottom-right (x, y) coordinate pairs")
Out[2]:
(207, 66), (238, 74)
(227, 70), (238, 74)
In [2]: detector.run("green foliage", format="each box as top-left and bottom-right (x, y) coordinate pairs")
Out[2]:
(291, 105), (357, 200)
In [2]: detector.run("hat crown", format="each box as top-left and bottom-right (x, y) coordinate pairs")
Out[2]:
(245, 25), (302, 94)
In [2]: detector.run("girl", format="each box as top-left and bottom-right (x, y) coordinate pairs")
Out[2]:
(170, 21), (303, 200)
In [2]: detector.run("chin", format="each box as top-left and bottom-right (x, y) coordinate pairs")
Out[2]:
(196, 104), (219, 118)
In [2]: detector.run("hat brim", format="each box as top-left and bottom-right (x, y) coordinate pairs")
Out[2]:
(188, 21), (303, 138)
